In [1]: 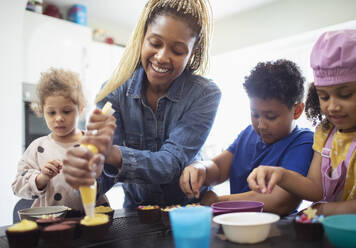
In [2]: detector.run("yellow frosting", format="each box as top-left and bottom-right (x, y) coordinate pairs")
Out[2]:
(138, 205), (159, 210)
(161, 205), (181, 212)
(81, 144), (99, 155)
(95, 206), (113, 213)
(7, 219), (38, 232)
(80, 214), (109, 226)
(40, 214), (57, 219)
(79, 181), (97, 205)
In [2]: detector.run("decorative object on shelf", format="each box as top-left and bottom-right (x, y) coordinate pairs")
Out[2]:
(67, 4), (87, 26)
(43, 4), (62, 19)
(93, 29), (115, 45)
(93, 29), (106, 43)
(26, 0), (35, 12)
(105, 37), (115, 45)
(26, 0), (42, 14)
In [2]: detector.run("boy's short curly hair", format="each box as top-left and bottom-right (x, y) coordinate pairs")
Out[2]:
(31, 68), (87, 117)
(243, 59), (305, 109)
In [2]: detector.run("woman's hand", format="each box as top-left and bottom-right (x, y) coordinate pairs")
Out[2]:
(247, 166), (285, 194)
(81, 108), (117, 158)
(63, 107), (114, 189)
(179, 162), (206, 199)
(63, 146), (105, 189)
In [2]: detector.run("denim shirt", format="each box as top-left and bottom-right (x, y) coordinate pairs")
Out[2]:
(96, 66), (221, 208)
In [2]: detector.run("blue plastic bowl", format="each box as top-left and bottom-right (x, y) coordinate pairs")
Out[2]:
(322, 214), (356, 248)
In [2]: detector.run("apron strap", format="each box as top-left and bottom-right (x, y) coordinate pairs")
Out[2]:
(321, 128), (356, 201)
(344, 132), (356, 165)
(321, 128), (337, 159)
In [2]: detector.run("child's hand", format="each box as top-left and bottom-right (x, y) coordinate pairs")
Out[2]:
(179, 162), (206, 199)
(247, 166), (284, 194)
(41, 160), (62, 179)
(81, 108), (117, 158)
(35, 160), (62, 190)
(200, 190), (219, 206)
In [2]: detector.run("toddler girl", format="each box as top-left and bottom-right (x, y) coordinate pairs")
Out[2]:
(12, 68), (88, 210)
(247, 30), (356, 215)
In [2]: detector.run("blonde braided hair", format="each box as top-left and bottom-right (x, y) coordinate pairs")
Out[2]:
(95, 0), (213, 103)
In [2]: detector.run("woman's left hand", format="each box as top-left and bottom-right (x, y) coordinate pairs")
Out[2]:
(63, 147), (105, 189)
(82, 108), (117, 157)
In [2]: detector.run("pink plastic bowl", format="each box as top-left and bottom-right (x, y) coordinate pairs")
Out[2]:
(211, 201), (264, 216)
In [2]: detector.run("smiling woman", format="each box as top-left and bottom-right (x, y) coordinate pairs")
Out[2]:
(62, 0), (221, 209)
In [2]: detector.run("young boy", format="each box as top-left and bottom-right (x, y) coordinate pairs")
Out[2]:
(179, 59), (314, 215)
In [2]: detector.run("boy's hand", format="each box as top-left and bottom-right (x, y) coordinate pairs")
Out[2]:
(247, 165), (284, 194)
(41, 160), (62, 179)
(200, 190), (219, 206)
(179, 162), (206, 199)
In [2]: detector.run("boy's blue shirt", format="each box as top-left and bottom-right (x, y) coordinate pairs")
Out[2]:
(228, 125), (314, 194)
(96, 65), (221, 208)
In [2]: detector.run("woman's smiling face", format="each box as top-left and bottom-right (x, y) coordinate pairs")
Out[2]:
(141, 14), (197, 91)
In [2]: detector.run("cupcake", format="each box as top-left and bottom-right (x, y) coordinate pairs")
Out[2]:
(137, 205), (161, 224)
(35, 215), (63, 228)
(80, 214), (110, 242)
(95, 205), (114, 224)
(40, 223), (75, 247)
(160, 205), (181, 227)
(66, 208), (84, 218)
(61, 219), (81, 239)
(293, 206), (324, 241)
(6, 219), (39, 248)
(185, 203), (201, 207)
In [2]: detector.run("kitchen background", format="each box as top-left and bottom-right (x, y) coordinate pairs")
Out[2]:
(1, 0), (356, 226)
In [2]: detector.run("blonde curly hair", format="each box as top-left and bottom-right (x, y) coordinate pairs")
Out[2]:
(95, 0), (213, 103)
(31, 68), (87, 117)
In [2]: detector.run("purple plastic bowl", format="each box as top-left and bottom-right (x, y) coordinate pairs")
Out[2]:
(211, 201), (264, 216)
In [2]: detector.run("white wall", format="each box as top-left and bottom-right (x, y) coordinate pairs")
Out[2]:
(205, 20), (356, 157)
(88, 17), (131, 46)
(212, 0), (356, 55)
(0, 0), (27, 226)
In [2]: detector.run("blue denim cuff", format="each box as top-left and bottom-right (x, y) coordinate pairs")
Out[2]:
(102, 163), (119, 178)
(116, 146), (138, 181)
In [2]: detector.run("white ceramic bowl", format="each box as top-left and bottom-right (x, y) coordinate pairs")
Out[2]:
(213, 212), (280, 244)
(18, 206), (68, 221)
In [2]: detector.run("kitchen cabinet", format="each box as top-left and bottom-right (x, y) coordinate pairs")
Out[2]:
(22, 11), (92, 84)
(22, 10), (125, 111)
(86, 41), (124, 105)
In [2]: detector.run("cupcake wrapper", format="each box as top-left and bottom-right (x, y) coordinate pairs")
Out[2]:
(80, 222), (110, 242)
(6, 229), (39, 248)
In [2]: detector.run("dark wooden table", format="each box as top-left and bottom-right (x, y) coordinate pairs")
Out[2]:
(0, 209), (334, 248)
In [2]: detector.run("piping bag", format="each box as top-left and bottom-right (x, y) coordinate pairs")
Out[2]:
(79, 102), (114, 218)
